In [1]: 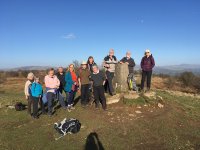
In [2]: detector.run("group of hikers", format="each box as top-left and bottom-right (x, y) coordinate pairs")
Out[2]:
(24, 49), (155, 119)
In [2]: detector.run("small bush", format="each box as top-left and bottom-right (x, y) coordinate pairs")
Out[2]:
(179, 72), (196, 87)
(166, 76), (177, 88)
(5, 71), (19, 77)
(155, 73), (170, 79)
(193, 77), (200, 92)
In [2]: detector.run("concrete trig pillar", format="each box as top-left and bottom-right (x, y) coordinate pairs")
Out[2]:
(113, 63), (129, 92)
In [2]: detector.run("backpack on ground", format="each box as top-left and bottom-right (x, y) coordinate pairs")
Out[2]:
(54, 118), (81, 138)
(15, 102), (26, 111)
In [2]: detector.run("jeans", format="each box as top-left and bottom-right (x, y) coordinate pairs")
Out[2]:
(141, 70), (152, 90)
(81, 84), (90, 105)
(106, 71), (115, 94)
(68, 90), (76, 106)
(57, 91), (66, 108)
(93, 86), (107, 110)
(32, 97), (39, 117)
(127, 73), (137, 90)
(47, 92), (55, 114)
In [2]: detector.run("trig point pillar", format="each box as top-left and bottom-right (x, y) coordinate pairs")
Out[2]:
(113, 63), (129, 92)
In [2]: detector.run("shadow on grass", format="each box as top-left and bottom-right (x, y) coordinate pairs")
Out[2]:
(84, 132), (105, 150)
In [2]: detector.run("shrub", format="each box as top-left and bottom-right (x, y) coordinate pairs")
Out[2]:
(193, 76), (200, 92)
(5, 71), (19, 77)
(165, 76), (177, 89)
(179, 72), (196, 87)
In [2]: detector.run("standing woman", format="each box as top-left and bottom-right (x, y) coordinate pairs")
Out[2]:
(65, 64), (79, 112)
(140, 49), (155, 92)
(87, 56), (96, 73)
(44, 68), (60, 116)
(24, 72), (35, 116)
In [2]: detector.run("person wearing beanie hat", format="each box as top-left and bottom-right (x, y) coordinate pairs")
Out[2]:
(140, 49), (155, 92)
(24, 72), (35, 116)
(78, 61), (91, 107)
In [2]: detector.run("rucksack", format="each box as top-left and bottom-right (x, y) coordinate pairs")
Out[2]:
(54, 118), (81, 136)
(15, 102), (26, 111)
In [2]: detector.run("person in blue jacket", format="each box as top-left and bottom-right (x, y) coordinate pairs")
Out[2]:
(64, 64), (79, 112)
(31, 77), (43, 119)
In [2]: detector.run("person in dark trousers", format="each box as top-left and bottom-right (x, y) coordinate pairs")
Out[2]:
(44, 68), (60, 116)
(56, 67), (66, 94)
(120, 51), (138, 92)
(90, 65), (107, 110)
(103, 49), (118, 96)
(30, 77), (43, 119)
(140, 49), (155, 92)
(78, 61), (91, 107)
(24, 72), (35, 116)
(65, 64), (79, 112)
(87, 56), (96, 102)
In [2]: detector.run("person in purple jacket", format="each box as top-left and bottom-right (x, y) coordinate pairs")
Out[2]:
(140, 49), (155, 92)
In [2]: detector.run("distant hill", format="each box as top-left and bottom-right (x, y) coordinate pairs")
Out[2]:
(0, 66), (53, 71)
(1, 64), (200, 75)
(135, 64), (200, 75)
(154, 64), (200, 75)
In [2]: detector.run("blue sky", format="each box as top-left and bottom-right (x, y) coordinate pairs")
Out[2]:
(0, 0), (200, 68)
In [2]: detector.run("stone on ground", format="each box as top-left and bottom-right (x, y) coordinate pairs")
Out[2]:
(144, 91), (156, 98)
(107, 94), (121, 105)
(135, 110), (142, 114)
(158, 103), (164, 108)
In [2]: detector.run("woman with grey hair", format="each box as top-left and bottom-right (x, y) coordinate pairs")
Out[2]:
(24, 72), (35, 116)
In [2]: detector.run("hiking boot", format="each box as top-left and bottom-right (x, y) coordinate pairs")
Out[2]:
(111, 92), (116, 96)
(33, 116), (39, 119)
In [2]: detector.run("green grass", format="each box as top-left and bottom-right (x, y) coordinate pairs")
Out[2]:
(0, 90), (200, 150)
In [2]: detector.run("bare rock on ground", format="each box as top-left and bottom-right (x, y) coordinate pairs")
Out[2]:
(144, 91), (156, 98)
(158, 103), (164, 108)
(107, 94), (121, 105)
(135, 110), (142, 114)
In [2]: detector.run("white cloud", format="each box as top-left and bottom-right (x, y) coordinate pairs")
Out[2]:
(63, 33), (76, 39)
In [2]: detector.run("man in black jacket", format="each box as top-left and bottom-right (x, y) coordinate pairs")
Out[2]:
(90, 65), (107, 110)
(56, 67), (66, 94)
(120, 51), (138, 92)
